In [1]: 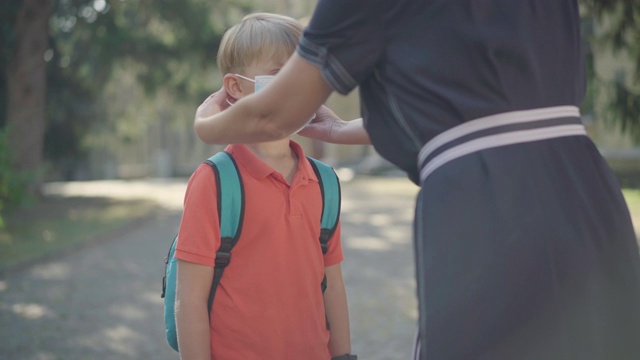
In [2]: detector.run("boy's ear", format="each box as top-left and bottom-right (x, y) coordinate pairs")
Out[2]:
(223, 73), (243, 101)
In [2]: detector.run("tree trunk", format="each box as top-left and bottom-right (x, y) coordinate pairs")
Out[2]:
(6, 0), (51, 179)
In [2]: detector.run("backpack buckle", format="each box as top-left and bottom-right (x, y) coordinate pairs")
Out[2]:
(215, 251), (231, 268)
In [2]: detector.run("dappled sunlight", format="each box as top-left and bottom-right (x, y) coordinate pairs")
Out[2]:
(337, 178), (419, 358)
(42, 179), (188, 211)
(343, 210), (412, 225)
(340, 181), (415, 252)
(403, 306), (419, 320)
(335, 167), (356, 182)
(140, 291), (164, 305)
(109, 304), (147, 320)
(30, 262), (71, 280)
(341, 212), (368, 223)
(33, 353), (58, 360)
(350, 177), (420, 197)
(0, 177), (420, 359)
(391, 280), (419, 320)
(77, 325), (142, 358)
(380, 227), (413, 244)
(9, 302), (54, 320)
(344, 224), (411, 249)
(103, 325), (142, 355)
(338, 199), (360, 213)
(346, 236), (391, 251)
(368, 213), (395, 227)
(120, 259), (144, 274)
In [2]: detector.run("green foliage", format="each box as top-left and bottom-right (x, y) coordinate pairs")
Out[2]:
(605, 81), (640, 144)
(0, 129), (36, 226)
(0, 0), (305, 181)
(0, 196), (158, 271)
(39, 0), (235, 177)
(0, 0), (22, 130)
(49, 0), (229, 98)
(45, 43), (103, 177)
(581, 0), (640, 143)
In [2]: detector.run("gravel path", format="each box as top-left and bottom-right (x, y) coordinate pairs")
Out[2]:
(0, 175), (420, 360)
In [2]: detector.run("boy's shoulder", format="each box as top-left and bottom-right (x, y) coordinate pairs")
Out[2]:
(187, 162), (215, 182)
(188, 161), (217, 182)
(185, 151), (235, 194)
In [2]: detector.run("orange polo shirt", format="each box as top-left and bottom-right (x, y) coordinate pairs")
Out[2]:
(175, 141), (343, 360)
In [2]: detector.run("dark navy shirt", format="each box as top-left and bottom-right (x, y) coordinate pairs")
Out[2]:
(298, 0), (585, 183)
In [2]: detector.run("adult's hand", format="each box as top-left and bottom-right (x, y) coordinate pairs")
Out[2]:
(298, 105), (371, 145)
(195, 86), (232, 123)
(297, 105), (340, 141)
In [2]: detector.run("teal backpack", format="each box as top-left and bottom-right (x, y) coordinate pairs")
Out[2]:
(161, 151), (341, 352)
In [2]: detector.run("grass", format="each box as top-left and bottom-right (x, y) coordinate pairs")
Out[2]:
(0, 196), (158, 273)
(0, 187), (638, 274)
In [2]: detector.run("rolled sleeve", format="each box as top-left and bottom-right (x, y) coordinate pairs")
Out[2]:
(323, 221), (344, 267)
(175, 164), (220, 267)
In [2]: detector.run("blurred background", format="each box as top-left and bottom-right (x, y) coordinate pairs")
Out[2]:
(1, 0), (371, 195)
(1, 0), (639, 203)
(0, 1), (639, 359)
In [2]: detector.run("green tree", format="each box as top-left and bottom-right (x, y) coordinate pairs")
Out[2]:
(3, 0), (50, 190)
(1, 0), (242, 193)
(581, 0), (640, 143)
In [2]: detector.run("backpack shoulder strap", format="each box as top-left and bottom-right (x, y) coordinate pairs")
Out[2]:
(204, 151), (244, 313)
(306, 157), (340, 254)
(307, 157), (341, 331)
(162, 151), (244, 352)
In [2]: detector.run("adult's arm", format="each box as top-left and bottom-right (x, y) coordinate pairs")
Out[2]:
(194, 85), (371, 145)
(175, 260), (214, 360)
(194, 53), (332, 144)
(298, 105), (371, 145)
(324, 263), (352, 357)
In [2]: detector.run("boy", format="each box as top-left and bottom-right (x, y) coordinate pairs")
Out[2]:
(174, 13), (354, 360)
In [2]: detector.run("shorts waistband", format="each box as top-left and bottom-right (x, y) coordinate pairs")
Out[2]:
(418, 106), (586, 183)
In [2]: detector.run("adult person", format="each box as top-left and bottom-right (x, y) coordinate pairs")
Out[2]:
(194, 1), (640, 359)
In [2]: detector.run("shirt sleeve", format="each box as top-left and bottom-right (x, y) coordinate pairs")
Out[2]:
(174, 164), (220, 267)
(297, 0), (389, 95)
(323, 221), (344, 267)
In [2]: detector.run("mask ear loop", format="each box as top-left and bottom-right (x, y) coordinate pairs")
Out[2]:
(234, 74), (255, 83)
(228, 74), (253, 104)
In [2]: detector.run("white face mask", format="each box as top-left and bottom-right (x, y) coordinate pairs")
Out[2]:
(233, 73), (315, 132)
(235, 74), (275, 93)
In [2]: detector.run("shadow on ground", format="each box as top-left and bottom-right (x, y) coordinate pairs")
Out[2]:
(0, 176), (420, 360)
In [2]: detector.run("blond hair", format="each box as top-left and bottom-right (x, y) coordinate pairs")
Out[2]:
(217, 13), (303, 74)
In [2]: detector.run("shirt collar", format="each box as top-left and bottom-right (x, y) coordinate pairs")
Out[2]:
(225, 141), (319, 183)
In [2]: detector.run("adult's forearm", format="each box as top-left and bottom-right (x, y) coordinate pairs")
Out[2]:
(194, 53), (335, 145)
(332, 118), (371, 145)
(194, 97), (291, 145)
